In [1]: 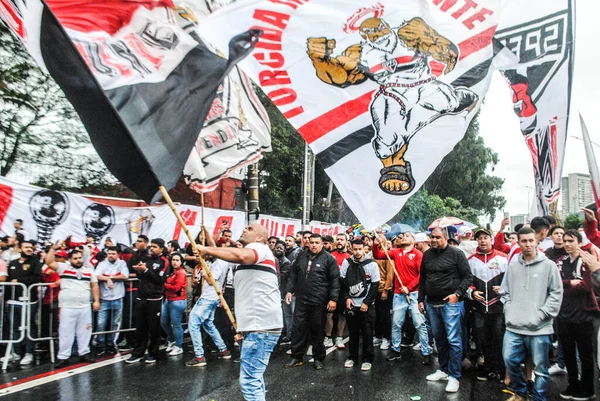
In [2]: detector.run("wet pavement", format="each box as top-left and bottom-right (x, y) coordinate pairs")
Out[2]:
(0, 340), (592, 401)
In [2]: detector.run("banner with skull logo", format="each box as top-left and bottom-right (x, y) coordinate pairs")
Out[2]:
(198, 0), (573, 228)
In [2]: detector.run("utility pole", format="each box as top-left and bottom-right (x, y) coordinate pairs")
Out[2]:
(247, 163), (259, 223)
(302, 144), (314, 230)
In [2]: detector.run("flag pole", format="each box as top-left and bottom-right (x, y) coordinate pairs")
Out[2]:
(159, 186), (237, 330)
(379, 234), (410, 304)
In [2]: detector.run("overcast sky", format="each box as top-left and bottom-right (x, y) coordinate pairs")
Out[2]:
(479, 0), (597, 229)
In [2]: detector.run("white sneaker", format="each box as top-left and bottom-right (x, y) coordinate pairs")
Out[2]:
(360, 362), (372, 371)
(323, 337), (333, 348)
(168, 346), (183, 356)
(373, 337), (382, 346)
(380, 339), (390, 350)
(549, 363), (567, 375)
(335, 337), (345, 350)
(165, 341), (175, 353)
(344, 359), (354, 368)
(20, 353), (33, 365)
(426, 369), (449, 381)
(306, 345), (313, 356)
(0, 353), (19, 363)
(412, 343), (421, 351)
(445, 377), (460, 393)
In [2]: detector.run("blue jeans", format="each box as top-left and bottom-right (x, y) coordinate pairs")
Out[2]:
(427, 301), (464, 379)
(282, 295), (295, 338)
(161, 300), (186, 348)
(392, 292), (431, 355)
(96, 298), (123, 347)
(189, 298), (227, 358)
(240, 331), (280, 401)
(503, 330), (551, 401)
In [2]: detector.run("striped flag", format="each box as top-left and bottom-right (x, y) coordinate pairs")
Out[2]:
(0, 0), (259, 203)
(580, 114), (600, 211)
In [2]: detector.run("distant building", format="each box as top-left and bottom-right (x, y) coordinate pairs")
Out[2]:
(561, 173), (594, 217)
(510, 214), (527, 231)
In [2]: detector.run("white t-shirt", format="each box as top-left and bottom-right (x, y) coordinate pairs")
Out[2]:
(95, 259), (129, 301)
(234, 242), (283, 332)
(340, 257), (380, 307)
(57, 262), (97, 308)
(201, 259), (234, 301)
(1, 249), (20, 263)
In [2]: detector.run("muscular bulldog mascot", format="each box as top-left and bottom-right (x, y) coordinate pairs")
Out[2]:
(307, 17), (478, 195)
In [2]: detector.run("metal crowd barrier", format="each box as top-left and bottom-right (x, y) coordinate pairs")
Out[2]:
(0, 283), (29, 371)
(21, 275), (195, 364)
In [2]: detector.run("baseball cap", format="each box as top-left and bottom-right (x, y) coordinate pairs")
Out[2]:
(55, 250), (68, 258)
(414, 233), (429, 243)
(473, 228), (492, 239)
(457, 226), (473, 237)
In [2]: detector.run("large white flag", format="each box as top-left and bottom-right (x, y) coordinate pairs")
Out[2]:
(198, 0), (573, 228)
(183, 0), (272, 193)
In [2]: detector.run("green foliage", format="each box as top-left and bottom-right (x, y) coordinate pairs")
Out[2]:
(423, 115), (505, 219)
(396, 189), (481, 230)
(0, 25), (113, 187)
(563, 213), (584, 230)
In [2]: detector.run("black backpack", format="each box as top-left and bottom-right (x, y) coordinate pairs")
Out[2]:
(345, 258), (374, 298)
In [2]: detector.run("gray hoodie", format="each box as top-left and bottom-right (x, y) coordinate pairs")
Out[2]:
(502, 251), (563, 336)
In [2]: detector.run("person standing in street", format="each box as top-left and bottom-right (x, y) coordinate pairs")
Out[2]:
(125, 239), (168, 365)
(340, 239), (379, 371)
(502, 227), (563, 401)
(196, 223), (282, 401)
(285, 234), (340, 370)
(418, 227), (472, 393)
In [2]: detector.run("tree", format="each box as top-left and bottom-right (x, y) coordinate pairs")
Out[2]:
(423, 115), (505, 219)
(0, 25), (113, 187)
(395, 189), (481, 231)
(564, 213), (584, 230)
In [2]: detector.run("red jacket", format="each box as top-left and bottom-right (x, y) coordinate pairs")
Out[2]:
(584, 218), (600, 249)
(164, 268), (186, 301)
(493, 231), (511, 254)
(331, 250), (352, 268)
(372, 244), (422, 293)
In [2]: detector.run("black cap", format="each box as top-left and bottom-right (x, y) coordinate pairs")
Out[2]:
(323, 235), (334, 243)
(474, 228), (492, 239)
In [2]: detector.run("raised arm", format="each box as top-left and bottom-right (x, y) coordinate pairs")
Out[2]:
(44, 244), (61, 271)
(398, 17), (458, 74)
(307, 38), (367, 88)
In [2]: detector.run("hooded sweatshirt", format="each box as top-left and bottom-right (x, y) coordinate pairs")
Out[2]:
(502, 251), (563, 336)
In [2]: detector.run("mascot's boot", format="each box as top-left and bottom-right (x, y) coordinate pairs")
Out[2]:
(378, 144), (415, 195)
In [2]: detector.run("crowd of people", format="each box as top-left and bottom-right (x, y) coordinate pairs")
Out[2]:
(1, 209), (600, 401)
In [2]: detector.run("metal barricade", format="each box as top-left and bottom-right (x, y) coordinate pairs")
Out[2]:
(27, 283), (58, 363)
(0, 282), (29, 370)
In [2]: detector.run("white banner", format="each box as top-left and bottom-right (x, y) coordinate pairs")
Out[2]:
(0, 177), (245, 246)
(198, 0), (573, 228)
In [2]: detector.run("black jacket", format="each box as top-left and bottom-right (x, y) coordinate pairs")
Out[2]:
(418, 245), (472, 305)
(277, 255), (292, 297)
(286, 249), (340, 306)
(137, 254), (168, 299)
(7, 255), (43, 302)
(545, 246), (567, 263)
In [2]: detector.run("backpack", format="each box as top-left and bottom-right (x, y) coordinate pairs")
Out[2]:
(345, 258), (374, 298)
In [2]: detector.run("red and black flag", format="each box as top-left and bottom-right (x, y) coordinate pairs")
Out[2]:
(0, 0), (259, 203)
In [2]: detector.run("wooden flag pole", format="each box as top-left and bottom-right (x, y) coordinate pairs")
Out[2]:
(379, 234), (410, 304)
(159, 186), (237, 331)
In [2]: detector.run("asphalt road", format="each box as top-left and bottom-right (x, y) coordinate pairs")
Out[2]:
(0, 338), (589, 401)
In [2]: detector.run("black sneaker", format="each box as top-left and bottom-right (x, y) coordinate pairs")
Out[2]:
(560, 386), (577, 400)
(284, 358), (303, 368)
(144, 355), (156, 364)
(422, 354), (433, 366)
(280, 337), (291, 345)
(186, 357), (207, 367)
(476, 368), (489, 381)
(313, 360), (323, 370)
(96, 348), (107, 357)
(572, 391), (595, 401)
(106, 347), (118, 355)
(125, 355), (143, 364)
(386, 350), (402, 362)
(80, 354), (96, 363)
(54, 359), (68, 369)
